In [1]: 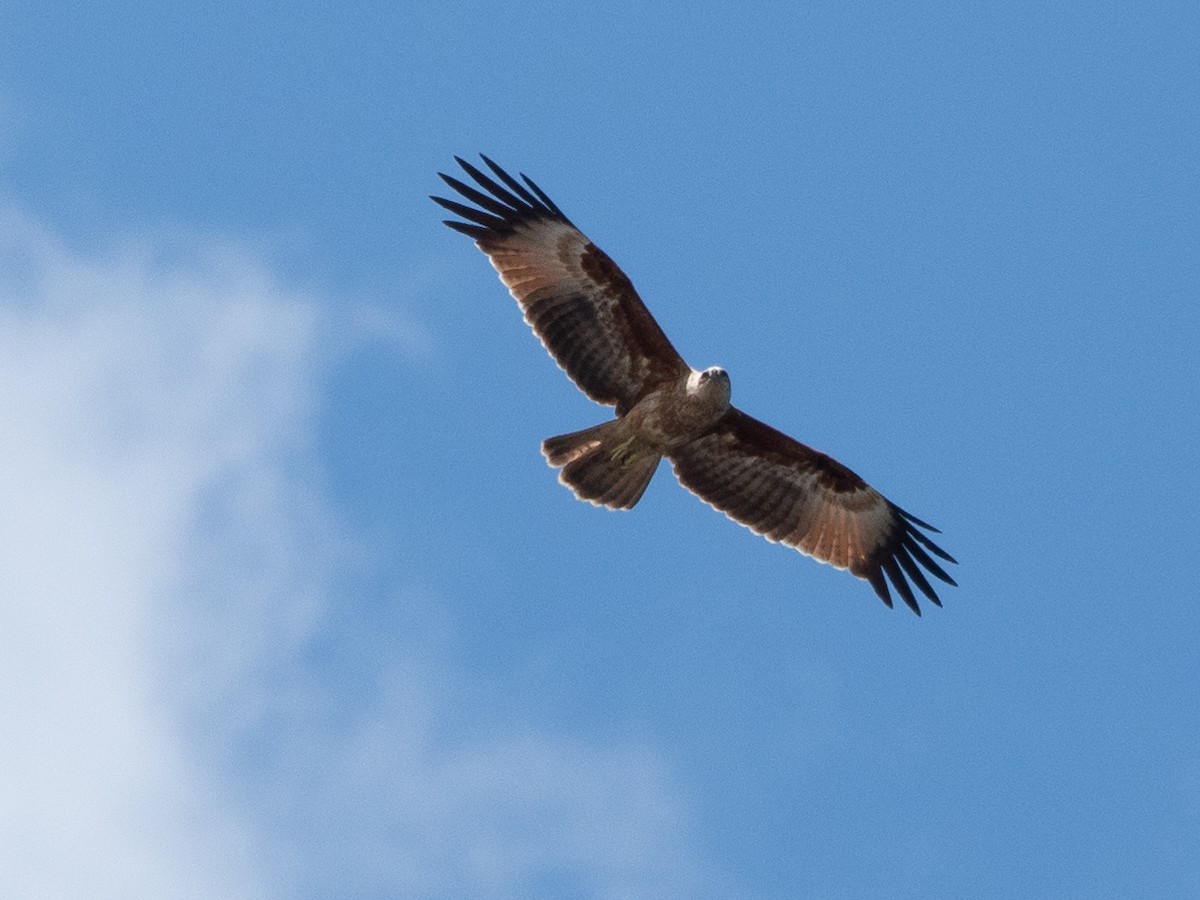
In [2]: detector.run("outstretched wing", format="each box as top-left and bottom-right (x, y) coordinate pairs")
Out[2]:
(670, 408), (957, 614)
(433, 156), (689, 414)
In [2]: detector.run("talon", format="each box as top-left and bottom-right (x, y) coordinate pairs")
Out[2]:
(610, 436), (638, 466)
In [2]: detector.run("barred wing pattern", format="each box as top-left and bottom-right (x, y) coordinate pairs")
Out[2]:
(432, 156), (689, 414)
(670, 409), (957, 614)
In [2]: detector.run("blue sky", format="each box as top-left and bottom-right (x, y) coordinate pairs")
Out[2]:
(2, 2), (1197, 897)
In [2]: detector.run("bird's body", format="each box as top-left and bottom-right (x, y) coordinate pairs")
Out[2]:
(433, 156), (957, 614)
(542, 366), (732, 510)
(616, 367), (732, 458)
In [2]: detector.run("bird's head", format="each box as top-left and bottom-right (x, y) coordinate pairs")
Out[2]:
(688, 366), (732, 406)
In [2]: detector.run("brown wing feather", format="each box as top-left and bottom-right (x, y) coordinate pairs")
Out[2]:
(432, 156), (689, 413)
(669, 408), (957, 614)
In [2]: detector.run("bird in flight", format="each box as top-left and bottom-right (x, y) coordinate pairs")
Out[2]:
(432, 156), (956, 614)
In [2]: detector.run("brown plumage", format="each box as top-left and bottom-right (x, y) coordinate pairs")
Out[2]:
(432, 156), (957, 614)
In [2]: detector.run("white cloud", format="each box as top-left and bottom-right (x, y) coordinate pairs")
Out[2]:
(0, 208), (713, 899)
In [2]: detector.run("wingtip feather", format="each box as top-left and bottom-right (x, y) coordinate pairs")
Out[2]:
(881, 556), (921, 615)
(865, 568), (893, 609)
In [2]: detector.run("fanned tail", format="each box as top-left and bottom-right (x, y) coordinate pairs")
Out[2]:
(541, 420), (660, 510)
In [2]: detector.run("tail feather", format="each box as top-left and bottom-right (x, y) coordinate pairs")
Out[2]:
(542, 421), (612, 467)
(541, 420), (660, 510)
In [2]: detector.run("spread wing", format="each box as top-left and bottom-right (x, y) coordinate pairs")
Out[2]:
(669, 408), (957, 614)
(432, 156), (689, 414)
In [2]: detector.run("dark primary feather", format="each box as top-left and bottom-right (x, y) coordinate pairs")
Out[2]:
(433, 156), (573, 241)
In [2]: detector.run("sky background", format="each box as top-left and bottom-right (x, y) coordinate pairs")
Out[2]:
(2, 2), (1198, 897)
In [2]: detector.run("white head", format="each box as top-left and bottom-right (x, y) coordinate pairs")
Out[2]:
(687, 366), (732, 406)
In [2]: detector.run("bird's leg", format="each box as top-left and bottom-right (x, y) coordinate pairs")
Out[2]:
(609, 435), (643, 467)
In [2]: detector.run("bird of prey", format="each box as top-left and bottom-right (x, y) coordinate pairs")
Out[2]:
(432, 156), (956, 614)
